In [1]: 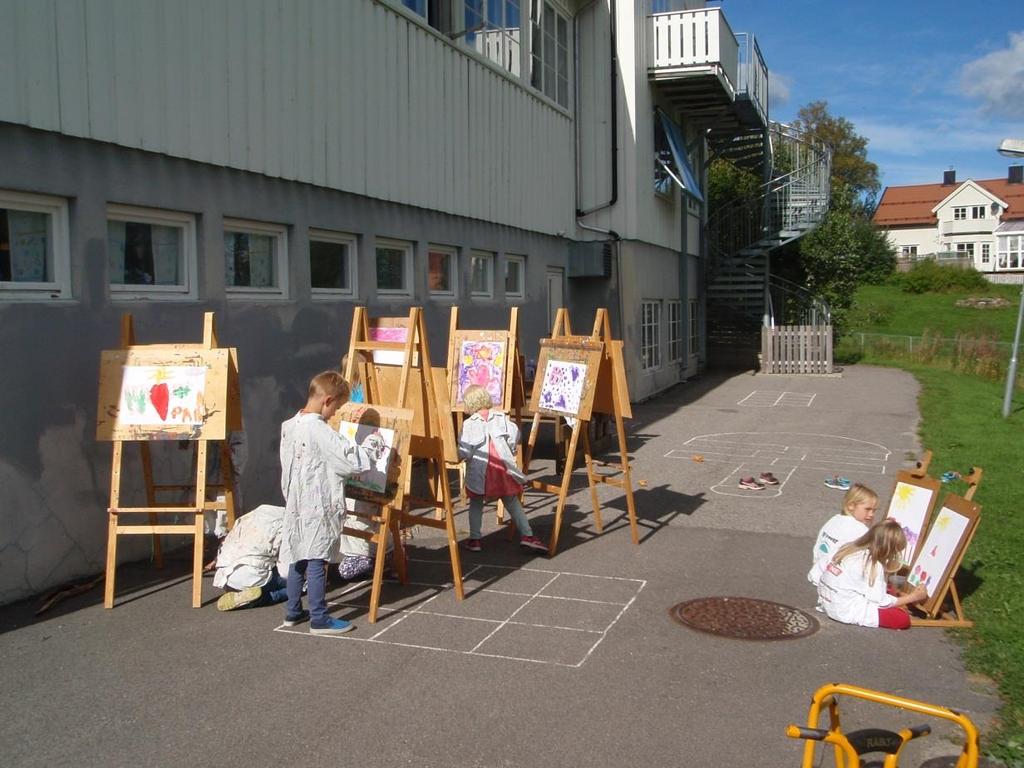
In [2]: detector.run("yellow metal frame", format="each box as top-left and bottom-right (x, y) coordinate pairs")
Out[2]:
(787, 683), (980, 768)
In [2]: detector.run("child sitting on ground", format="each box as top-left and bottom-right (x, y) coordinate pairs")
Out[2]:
(817, 519), (927, 630)
(807, 483), (878, 589)
(214, 504), (288, 612)
(279, 371), (380, 635)
(458, 385), (547, 553)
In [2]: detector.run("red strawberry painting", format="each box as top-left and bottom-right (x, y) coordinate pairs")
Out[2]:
(149, 383), (170, 421)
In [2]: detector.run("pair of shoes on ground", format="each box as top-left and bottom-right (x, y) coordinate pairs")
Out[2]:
(463, 536), (549, 553)
(283, 610), (355, 635)
(216, 585), (262, 612)
(940, 470), (962, 483)
(738, 473), (779, 490)
(824, 475), (852, 490)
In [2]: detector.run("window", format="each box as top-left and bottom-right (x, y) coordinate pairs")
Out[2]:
(470, 250), (495, 297)
(956, 242), (975, 259)
(224, 219), (288, 297)
(310, 229), (356, 298)
(641, 300), (661, 371)
(428, 245), (457, 298)
(530, 1), (569, 107)
(654, 108), (703, 202)
(899, 245), (918, 258)
(981, 243), (990, 264)
(999, 235), (1022, 270)
(464, 1), (522, 76)
(0, 190), (70, 300)
(667, 300), (683, 362)
(107, 205), (197, 300)
(953, 207), (967, 220)
(375, 238), (413, 297)
(972, 206), (986, 219)
(505, 254), (525, 300)
(688, 299), (699, 356)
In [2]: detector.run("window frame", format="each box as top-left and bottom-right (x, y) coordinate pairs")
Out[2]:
(530, 1), (571, 108)
(470, 249), (495, 299)
(374, 237), (414, 298)
(667, 299), (683, 363)
(972, 205), (986, 220)
(981, 243), (990, 264)
(956, 242), (975, 259)
(0, 189), (71, 301)
(899, 245), (918, 258)
(427, 244), (458, 299)
(953, 207), (967, 220)
(309, 228), (358, 300)
(641, 299), (662, 371)
(223, 217), (289, 299)
(504, 253), (526, 301)
(106, 204), (198, 301)
(462, 0), (523, 78)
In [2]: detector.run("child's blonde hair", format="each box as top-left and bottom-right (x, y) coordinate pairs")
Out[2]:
(832, 519), (906, 586)
(842, 483), (878, 515)
(340, 351), (367, 385)
(462, 385), (493, 414)
(309, 370), (350, 401)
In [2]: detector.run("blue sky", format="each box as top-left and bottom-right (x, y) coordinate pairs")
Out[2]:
(720, 0), (1024, 190)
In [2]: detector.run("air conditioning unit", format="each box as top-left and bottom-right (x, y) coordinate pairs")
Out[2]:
(568, 240), (615, 278)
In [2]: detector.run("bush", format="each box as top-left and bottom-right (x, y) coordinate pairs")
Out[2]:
(891, 261), (990, 293)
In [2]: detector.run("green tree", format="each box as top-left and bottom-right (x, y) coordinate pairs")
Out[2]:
(793, 100), (880, 206)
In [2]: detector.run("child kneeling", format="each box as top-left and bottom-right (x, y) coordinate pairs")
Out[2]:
(458, 385), (546, 553)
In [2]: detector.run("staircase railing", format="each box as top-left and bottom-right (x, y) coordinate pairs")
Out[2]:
(767, 273), (831, 328)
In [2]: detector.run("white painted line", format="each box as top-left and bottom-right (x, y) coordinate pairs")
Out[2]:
(469, 572), (560, 653)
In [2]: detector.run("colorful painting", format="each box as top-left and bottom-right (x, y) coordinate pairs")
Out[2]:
(455, 339), (507, 408)
(908, 505), (970, 597)
(538, 360), (587, 416)
(337, 420), (398, 495)
(886, 481), (935, 566)
(369, 325), (408, 365)
(117, 365), (207, 426)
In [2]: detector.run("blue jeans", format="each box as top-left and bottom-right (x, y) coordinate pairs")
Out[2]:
(256, 571), (288, 607)
(286, 559), (329, 626)
(468, 494), (532, 540)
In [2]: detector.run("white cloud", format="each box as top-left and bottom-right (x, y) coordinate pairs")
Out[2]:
(853, 116), (1013, 158)
(768, 70), (791, 109)
(959, 31), (1024, 118)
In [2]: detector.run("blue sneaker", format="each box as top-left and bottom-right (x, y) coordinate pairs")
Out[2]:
(310, 617), (355, 636)
(824, 476), (851, 491)
(283, 609), (309, 627)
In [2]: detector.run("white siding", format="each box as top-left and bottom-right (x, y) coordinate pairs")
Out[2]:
(0, 0), (574, 235)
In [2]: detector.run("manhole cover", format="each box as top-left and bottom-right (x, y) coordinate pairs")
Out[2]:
(668, 597), (819, 640)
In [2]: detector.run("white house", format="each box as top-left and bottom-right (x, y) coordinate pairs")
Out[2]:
(0, 0), (770, 603)
(874, 167), (1024, 278)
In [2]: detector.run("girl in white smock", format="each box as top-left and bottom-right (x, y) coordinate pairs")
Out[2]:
(808, 483), (878, 588)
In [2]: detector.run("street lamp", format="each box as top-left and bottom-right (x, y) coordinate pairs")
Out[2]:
(999, 138), (1024, 418)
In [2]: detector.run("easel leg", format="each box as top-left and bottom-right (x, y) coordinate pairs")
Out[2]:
(139, 443), (163, 568)
(104, 441), (124, 609)
(580, 424), (603, 533)
(614, 410), (640, 545)
(548, 422), (582, 557)
(192, 442), (209, 608)
(368, 505), (393, 624)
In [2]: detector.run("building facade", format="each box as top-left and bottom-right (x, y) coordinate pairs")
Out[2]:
(0, 0), (768, 603)
(873, 168), (1024, 277)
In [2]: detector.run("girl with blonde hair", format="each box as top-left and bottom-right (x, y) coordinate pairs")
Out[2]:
(808, 483), (878, 588)
(816, 519), (927, 630)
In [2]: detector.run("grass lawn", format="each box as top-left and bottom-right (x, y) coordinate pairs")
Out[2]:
(849, 283), (1022, 341)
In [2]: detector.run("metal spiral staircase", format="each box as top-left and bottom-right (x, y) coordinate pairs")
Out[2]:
(705, 122), (832, 365)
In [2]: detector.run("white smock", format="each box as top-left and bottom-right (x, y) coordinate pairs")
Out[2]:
(807, 514), (869, 586)
(817, 550), (896, 628)
(279, 411), (373, 565)
(458, 410), (525, 495)
(212, 503), (284, 590)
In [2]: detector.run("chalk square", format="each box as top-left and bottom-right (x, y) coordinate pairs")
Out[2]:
(372, 611), (498, 652)
(538, 573), (643, 604)
(327, 580), (445, 615)
(425, 587), (531, 622)
(460, 564), (558, 594)
(512, 596), (625, 633)
(474, 622), (598, 666)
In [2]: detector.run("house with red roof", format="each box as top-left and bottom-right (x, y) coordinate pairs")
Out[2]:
(873, 166), (1024, 279)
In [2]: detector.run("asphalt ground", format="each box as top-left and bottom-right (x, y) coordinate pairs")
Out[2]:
(0, 366), (1003, 767)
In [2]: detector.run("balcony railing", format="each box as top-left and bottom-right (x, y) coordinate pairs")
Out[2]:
(736, 32), (768, 125)
(942, 219), (995, 235)
(648, 7), (738, 96)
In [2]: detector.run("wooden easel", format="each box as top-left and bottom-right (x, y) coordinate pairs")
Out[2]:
(909, 492), (981, 629)
(344, 307), (464, 622)
(446, 306), (527, 521)
(97, 312), (241, 608)
(523, 308), (638, 556)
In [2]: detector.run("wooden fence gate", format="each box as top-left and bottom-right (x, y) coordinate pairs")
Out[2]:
(761, 325), (833, 374)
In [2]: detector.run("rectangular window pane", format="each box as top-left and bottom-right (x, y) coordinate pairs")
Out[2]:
(225, 232), (276, 288)
(428, 249), (452, 293)
(310, 239), (350, 290)
(108, 221), (182, 286)
(471, 253), (492, 295)
(505, 258), (522, 295)
(2, 209), (52, 282)
(376, 246), (407, 291)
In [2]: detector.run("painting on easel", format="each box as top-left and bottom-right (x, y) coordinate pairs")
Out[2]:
(329, 403), (412, 505)
(886, 475), (940, 566)
(368, 324), (408, 366)
(529, 340), (603, 421)
(908, 502), (973, 597)
(451, 334), (508, 410)
(117, 365), (208, 426)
